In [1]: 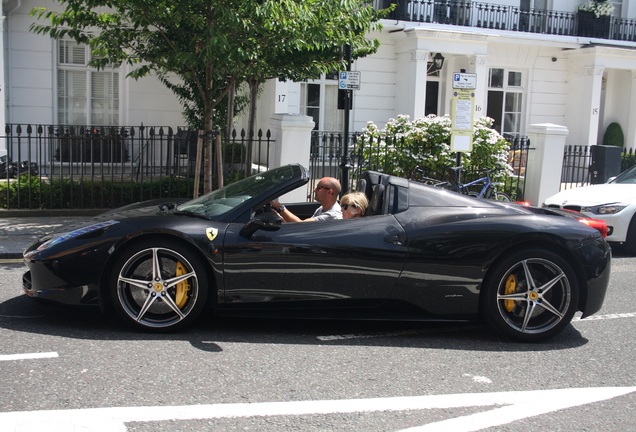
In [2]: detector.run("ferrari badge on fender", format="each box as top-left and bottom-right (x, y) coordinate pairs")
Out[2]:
(206, 227), (218, 241)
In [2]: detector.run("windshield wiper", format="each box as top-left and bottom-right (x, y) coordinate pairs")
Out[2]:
(173, 209), (211, 220)
(158, 202), (179, 212)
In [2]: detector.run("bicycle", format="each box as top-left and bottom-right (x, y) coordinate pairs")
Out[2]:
(410, 166), (449, 187)
(448, 166), (512, 202)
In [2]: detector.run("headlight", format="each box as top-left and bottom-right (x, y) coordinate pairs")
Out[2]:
(581, 203), (628, 215)
(34, 220), (119, 251)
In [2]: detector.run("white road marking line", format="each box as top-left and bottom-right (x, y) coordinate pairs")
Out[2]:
(397, 387), (636, 432)
(0, 352), (58, 361)
(0, 387), (633, 432)
(463, 374), (492, 384)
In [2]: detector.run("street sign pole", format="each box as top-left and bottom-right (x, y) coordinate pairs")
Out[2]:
(341, 44), (352, 195)
(451, 72), (477, 169)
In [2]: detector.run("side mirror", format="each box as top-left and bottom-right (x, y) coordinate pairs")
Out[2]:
(240, 214), (282, 238)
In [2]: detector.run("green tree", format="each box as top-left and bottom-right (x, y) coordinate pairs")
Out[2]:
(30, 0), (388, 189)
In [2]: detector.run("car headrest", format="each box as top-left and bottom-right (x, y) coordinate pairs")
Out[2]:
(357, 178), (367, 196)
(367, 184), (385, 216)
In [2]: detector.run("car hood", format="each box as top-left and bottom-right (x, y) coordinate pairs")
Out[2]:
(34, 200), (186, 239)
(544, 184), (636, 205)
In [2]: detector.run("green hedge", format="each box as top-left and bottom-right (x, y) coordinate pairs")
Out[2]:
(622, 151), (636, 172)
(0, 175), (200, 209)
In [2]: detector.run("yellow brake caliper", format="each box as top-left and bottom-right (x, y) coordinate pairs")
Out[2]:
(504, 274), (517, 312)
(174, 261), (190, 309)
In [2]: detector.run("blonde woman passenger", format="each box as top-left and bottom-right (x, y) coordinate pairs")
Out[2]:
(340, 191), (368, 219)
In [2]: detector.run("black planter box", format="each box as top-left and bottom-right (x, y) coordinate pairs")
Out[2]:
(576, 11), (610, 38)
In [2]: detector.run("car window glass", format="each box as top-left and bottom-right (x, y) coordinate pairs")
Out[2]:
(613, 167), (636, 184)
(177, 165), (297, 217)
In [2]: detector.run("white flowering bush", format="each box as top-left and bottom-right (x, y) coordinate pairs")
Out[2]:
(577, 0), (614, 18)
(359, 114), (512, 182)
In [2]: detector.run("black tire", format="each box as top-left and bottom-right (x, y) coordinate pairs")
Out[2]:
(108, 239), (209, 332)
(624, 216), (636, 255)
(481, 248), (579, 342)
(494, 191), (512, 202)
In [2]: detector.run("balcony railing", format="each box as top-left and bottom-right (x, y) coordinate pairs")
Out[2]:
(374, 0), (636, 42)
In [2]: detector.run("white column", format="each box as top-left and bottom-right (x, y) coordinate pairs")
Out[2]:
(469, 55), (488, 121)
(269, 113), (315, 202)
(627, 71), (636, 150)
(412, 50), (430, 119)
(395, 48), (429, 119)
(525, 123), (569, 207)
(565, 63), (604, 148)
(584, 65), (604, 146)
(0, 14), (6, 157)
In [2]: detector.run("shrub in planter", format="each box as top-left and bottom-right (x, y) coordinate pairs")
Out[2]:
(603, 122), (624, 147)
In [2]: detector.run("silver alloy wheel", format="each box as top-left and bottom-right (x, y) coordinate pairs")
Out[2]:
(116, 246), (200, 329)
(495, 257), (571, 335)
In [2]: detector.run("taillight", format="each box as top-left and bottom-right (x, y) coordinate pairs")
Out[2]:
(579, 218), (608, 238)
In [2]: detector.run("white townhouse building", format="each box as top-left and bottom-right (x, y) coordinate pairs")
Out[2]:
(2, 0), (636, 160)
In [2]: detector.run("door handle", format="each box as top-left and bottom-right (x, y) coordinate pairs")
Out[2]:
(384, 234), (404, 246)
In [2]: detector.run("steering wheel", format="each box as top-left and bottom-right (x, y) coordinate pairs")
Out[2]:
(254, 202), (276, 217)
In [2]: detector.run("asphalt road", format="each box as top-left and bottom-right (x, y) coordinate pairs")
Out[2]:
(1, 247), (635, 431)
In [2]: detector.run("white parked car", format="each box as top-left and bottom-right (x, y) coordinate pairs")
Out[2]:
(543, 165), (636, 254)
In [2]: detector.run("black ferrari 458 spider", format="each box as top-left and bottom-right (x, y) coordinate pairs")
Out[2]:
(22, 164), (611, 341)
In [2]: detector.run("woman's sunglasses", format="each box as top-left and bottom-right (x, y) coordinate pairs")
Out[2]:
(341, 203), (358, 210)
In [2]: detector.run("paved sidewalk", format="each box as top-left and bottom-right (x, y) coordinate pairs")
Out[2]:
(0, 212), (96, 259)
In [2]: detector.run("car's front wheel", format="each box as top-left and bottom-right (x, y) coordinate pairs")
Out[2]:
(481, 248), (579, 342)
(624, 216), (636, 255)
(109, 239), (209, 331)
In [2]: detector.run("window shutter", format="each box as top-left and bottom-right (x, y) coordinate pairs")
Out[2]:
(57, 39), (119, 125)
(58, 70), (87, 124)
(59, 40), (86, 65)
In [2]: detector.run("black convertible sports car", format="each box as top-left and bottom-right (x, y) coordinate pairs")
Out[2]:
(22, 164), (611, 341)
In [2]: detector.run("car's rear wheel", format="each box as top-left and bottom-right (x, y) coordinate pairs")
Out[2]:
(109, 239), (209, 332)
(481, 248), (579, 342)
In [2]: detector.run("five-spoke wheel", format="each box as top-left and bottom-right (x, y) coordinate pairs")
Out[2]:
(109, 239), (208, 331)
(482, 249), (579, 342)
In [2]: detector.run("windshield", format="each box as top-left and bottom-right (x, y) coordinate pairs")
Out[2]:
(176, 165), (298, 217)
(611, 166), (636, 184)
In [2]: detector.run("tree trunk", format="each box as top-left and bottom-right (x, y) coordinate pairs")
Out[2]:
(245, 79), (260, 177)
(226, 81), (235, 141)
(203, 100), (220, 194)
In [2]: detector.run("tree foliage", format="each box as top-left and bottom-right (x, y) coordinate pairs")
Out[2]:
(30, 0), (388, 130)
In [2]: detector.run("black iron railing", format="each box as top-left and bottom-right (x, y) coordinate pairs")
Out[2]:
(310, 130), (530, 201)
(374, 0), (636, 42)
(0, 124), (272, 209)
(560, 145), (636, 191)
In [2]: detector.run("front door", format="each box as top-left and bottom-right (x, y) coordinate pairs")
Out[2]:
(220, 215), (408, 309)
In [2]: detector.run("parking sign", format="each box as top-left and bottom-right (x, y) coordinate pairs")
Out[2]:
(338, 71), (361, 90)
